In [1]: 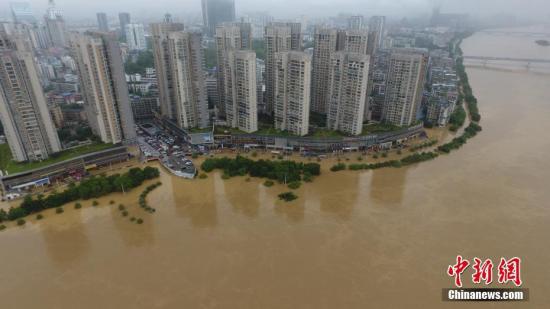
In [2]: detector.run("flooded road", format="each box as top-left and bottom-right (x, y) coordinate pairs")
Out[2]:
(1, 28), (550, 308)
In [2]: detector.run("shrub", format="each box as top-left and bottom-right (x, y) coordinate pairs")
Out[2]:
(397, 150), (402, 155)
(278, 192), (298, 202)
(36, 214), (44, 220)
(330, 163), (346, 172)
(92, 201), (99, 207)
(118, 204), (125, 211)
(264, 180), (275, 187)
(357, 156), (363, 161)
(277, 155), (284, 160)
(109, 200), (115, 205)
(251, 151), (258, 157)
(122, 211), (128, 217)
(373, 154), (379, 159)
(0, 224), (5, 231)
(137, 219), (144, 224)
(56, 207), (64, 214)
(17, 219), (26, 226)
(303, 173), (313, 183)
(74, 203), (82, 209)
(192, 153), (199, 159)
(130, 217), (136, 222)
(199, 173), (208, 179)
(382, 152), (388, 158)
(245, 178), (251, 182)
(7, 207), (28, 221)
(287, 181), (301, 190)
(221, 174), (230, 180)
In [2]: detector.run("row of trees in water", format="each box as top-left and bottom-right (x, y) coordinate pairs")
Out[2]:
(0, 167), (160, 222)
(201, 156), (321, 183)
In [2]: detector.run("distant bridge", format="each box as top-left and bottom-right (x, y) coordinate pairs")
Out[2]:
(463, 56), (550, 64)
(480, 30), (550, 38)
(463, 55), (550, 72)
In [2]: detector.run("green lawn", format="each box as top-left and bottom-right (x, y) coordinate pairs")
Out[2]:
(361, 123), (404, 135)
(255, 127), (296, 137)
(1, 142), (116, 174)
(214, 126), (247, 135)
(310, 129), (345, 138)
(188, 127), (213, 134)
(0, 143), (12, 172)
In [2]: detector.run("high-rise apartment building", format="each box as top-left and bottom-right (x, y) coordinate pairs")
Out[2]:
(0, 32), (62, 162)
(310, 27), (339, 114)
(10, 2), (36, 24)
(287, 22), (303, 51)
(327, 52), (370, 136)
(348, 15), (365, 30)
(224, 50), (257, 133)
(125, 23), (146, 50)
(264, 23), (291, 115)
(201, 0), (236, 37)
(44, 0), (67, 48)
(367, 16), (385, 55)
(215, 22), (252, 117)
(166, 31), (210, 129)
(151, 20), (185, 120)
(70, 32), (136, 144)
(118, 12), (131, 39)
(274, 51), (311, 136)
(96, 13), (109, 32)
(340, 29), (369, 54)
(383, 48), (428, 126)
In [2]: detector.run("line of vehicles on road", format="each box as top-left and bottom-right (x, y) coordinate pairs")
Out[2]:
(137, 124), (199, 179)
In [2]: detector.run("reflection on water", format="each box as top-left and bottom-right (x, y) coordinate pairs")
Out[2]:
(1, 28), (550, 308)
(171, 170), (218, 228)
(40, 207), (90, 268)
(316, 172), (359, 220)
(369, 167), (409, 206)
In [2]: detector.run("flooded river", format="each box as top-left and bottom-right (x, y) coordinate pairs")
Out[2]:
(1, 28), (550, 308)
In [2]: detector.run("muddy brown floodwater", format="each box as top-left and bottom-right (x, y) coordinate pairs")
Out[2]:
(1, 28), (550, 308)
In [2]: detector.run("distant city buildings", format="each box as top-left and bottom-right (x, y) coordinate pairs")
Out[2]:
(383, 48), (428, 126)
(201, 0), (236, 37)
(274, 51), (311, 136)
(327, 52), (370, 135)
(96, 12), (109, 32)
(10, 2), (36, 24)
(70, 32), (136, 144)
(125, 23), (147, 50)
(0, 32), (62, 162)
(118, 12), (131, 39)
(240, 12), (274, 39)
(348, 15), (365, 30)
(368, 16), (386, 55)
(44, 0), (68, 48)
(425, 49), (459, 126)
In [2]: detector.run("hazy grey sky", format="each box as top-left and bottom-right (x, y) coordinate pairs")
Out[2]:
(2, 0), (550, 21)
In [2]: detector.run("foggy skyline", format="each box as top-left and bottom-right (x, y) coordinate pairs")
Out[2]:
(1, 0), (549, 23)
